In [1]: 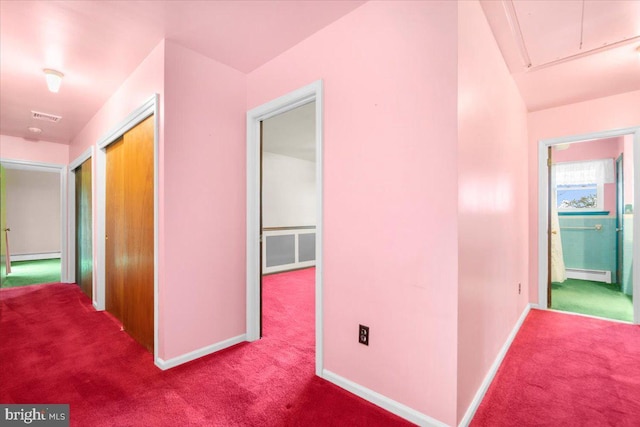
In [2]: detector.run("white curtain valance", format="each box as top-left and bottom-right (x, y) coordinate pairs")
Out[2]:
(553, 159), (615, 185)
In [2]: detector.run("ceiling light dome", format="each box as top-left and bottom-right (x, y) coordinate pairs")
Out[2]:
(43, 68), (64, 93)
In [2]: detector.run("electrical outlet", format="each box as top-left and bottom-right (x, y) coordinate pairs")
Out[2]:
(359, 325), (369, 346)
(518, 283), (521, 294)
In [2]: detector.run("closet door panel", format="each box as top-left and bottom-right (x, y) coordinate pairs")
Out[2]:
(75, 158), (93, 299)
(105, 138), (126, 323)
(122, 115), (155, 351)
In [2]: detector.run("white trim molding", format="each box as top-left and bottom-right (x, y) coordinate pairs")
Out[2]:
(323, 370), (448, 427)
(10, 252), (61, 262)
(156, 334), (246, 370)
(94, 94), (160, 364)
(458, 304), (532, 426)
(537, 126), (640, 324)
(246, 80), (324, 376)
(69, 146), (94, 171)
(0, 159), (68, 283)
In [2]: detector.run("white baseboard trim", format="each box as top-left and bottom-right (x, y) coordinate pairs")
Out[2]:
(458, 303), (532, 427)
(322, 369), (448, 427)
(11, 252), (61, 262)
(155, 334), (246, 370)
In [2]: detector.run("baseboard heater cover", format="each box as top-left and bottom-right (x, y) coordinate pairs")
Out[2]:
(10, 252), (61, 262)
(565, 268), (611, 284)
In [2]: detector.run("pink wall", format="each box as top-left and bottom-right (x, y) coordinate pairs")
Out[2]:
(0, 134), (69, 165)
(68, 38), (248, 362)
(552, 137), (622, 216)
(161, 41), (246, 359)
(68, 39), (166, 352)
(249, 1), (459, 424)
(457, 0), (529, 422)
(69, 41), (166, 160)
(528, 90), (640, 303)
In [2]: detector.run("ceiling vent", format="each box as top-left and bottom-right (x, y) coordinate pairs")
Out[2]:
(31, 110), (62, 123)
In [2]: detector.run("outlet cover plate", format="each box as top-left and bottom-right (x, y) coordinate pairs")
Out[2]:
(359, 325), (369, 346)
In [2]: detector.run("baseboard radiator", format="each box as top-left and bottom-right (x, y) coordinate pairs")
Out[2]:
(262, 226), (316, 274)
(565, 268), (611, 284)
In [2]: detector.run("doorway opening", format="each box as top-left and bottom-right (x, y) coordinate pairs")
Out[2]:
(539, 126), (640, 324)
(260, 101), (317, 346)
(246, 81), (324, 376)
(548, 137), (633, 321)
(0, 160), (67, 288)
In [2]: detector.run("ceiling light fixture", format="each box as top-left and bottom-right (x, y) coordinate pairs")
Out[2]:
(43, 68), (64, 93)
(28, 127), (42, 134)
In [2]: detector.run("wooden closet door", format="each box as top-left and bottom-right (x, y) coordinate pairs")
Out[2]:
(106, 137), (126, 323)
(122, 115), (154, 351)
(105, 115), (154, 352)
(75, 158), (93, 299)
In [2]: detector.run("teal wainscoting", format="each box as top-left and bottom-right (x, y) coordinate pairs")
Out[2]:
(558, 216), (617, 284)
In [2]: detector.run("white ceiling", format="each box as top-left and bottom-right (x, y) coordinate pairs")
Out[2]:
(262, 102), (316, 162)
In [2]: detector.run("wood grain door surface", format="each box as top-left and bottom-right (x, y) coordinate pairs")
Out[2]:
(75, 158), (93, 299)
(105, 115), (154, 351)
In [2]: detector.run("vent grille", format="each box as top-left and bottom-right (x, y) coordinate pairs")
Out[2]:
(31, 111), (62, 123)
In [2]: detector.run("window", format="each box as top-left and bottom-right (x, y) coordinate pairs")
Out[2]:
(556, 183), (602, 211)
(553, 159), (613, 213)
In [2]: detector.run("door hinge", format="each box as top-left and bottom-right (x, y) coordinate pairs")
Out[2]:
(547, 158), (552, 167)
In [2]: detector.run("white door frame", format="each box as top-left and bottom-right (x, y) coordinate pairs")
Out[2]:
(95, 94), (160, 362)
(0, 159), (68, 282)
(246, 80), (324, 376)
(68, 146), (94, 296)
(538, 126), (640, 323)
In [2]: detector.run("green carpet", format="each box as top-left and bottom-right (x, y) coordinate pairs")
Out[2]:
(0, 259), (61, 288)
(551, 278), (633, 322)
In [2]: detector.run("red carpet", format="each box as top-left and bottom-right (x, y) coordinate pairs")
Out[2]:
(471, 309), (640, 426)
(0, 269), (412, 426)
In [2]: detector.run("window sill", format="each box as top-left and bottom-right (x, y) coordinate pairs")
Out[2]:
(558, 211), (610, 216)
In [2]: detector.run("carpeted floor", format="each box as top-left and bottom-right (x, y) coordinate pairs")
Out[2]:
(551, 278), (633, 322)
(1, 258), (61, 288)
(471, 309), (640, 426)
(0, 268), (412, 427)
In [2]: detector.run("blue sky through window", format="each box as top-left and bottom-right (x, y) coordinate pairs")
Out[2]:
(557, 184), (597, 209)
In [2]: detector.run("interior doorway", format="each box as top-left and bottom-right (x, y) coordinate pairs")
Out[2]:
(246, 81), (324, 376)
(548, 137), (634, 322)
(539, 126), (640, 324)
(0, 160), (67, 287)
(260, 101), (317, 339)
